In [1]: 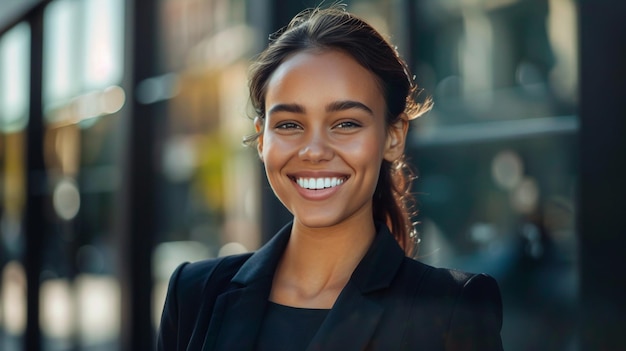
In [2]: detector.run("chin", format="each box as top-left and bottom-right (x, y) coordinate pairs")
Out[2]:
(294, 214), (343, 229)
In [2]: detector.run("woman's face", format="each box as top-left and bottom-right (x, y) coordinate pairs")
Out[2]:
(257, 49), (406, 230)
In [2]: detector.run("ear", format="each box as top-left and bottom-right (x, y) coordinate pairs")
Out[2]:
(254, 116), (265, 161)
(384, 115), (408, 162)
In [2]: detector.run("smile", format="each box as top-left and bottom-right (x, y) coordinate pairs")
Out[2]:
(295, 177), (346, 190)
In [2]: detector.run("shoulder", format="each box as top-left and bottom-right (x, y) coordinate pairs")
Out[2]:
(399, 257), (500, 301)
(172, 253), (253, 298)
(158, 253), (253, 350)
(162, 253), (253, 317)
(398, 258), (503, 350)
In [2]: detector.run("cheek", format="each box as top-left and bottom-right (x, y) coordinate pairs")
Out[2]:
(342, 132), (386, 163)
(261, 134), (293, 170)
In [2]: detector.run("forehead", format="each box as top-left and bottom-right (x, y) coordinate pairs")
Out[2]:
(265, 49), (385, 112)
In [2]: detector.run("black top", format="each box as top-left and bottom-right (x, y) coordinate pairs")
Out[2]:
(256, 302), (330, 351)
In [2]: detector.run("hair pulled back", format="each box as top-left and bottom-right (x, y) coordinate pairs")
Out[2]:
(246, 5), (431, 256)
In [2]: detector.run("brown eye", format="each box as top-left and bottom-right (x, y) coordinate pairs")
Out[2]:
(276, 122), (301, 130)
(334, 121), (361, 129)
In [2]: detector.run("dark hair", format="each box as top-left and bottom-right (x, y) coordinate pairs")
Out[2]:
(245, 5), (432, 256)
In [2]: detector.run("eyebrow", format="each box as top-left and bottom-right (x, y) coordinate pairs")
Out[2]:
(326, 100), (374, 115)
(267, 103), (305, 116)
(267, 100), (374, 116)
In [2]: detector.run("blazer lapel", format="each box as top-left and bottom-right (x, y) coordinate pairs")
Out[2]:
(307, 281), (383, 351)
(201, 282), (270, 351)
(307, 222), (406, 351)
(200, 222), (293, 351)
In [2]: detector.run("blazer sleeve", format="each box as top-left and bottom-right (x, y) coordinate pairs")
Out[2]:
(157, 262), (189, 351)
(445, 273), (504, 351)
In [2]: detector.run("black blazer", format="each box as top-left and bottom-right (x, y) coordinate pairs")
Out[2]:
(158, 222), (503, 350)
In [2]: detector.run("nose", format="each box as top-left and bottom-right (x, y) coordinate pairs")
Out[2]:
(298, 130), (333, 163)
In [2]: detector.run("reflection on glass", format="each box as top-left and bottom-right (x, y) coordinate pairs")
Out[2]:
(410, 0), (578, 128)
(0, 23), (30, 133)
(37, 274), (121, 347)
(44, 0), (79, 106)
(546, 0), (578, 103)
(75, 275), (120, 345)
(1, 262), (27, 341)
(44, 0), (125, 118)
(82, 0), (124, 90)
(510, 176), (540, 215)
(40, 279), (74, 339)
(52, 178), (81, 221)
(491, 150), (524, 190)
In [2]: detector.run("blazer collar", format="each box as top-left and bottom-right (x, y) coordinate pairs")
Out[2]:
(350, 221), (406, 293)
(201, 223), (292, 350)
(231, 222), (293, 285)
(202, 221), (406, 351)
(306, 222), (406, 351)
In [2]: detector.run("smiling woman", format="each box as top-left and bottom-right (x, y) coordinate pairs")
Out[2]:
(257, 49), (393, 233)
(158, 4), (503, 351)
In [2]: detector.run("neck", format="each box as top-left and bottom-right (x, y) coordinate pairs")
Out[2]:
(290, 215), (376, 258)
(270, 215), (377, 308)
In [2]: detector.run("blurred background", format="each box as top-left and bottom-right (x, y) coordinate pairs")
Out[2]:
(0, 0), (624, 350)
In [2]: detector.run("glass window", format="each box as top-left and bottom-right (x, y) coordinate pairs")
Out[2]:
(410, 0), (577, 127)
(0, 22), (30, 132)
(152, 0), (260, 330)
(0, 21), (30, 351)
(39, 0), (126, 349)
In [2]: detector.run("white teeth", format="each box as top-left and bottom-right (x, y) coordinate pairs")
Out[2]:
(316, 178), (324, 189)
(330, 178), (337, 187)
(296, 177), (345, 190)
